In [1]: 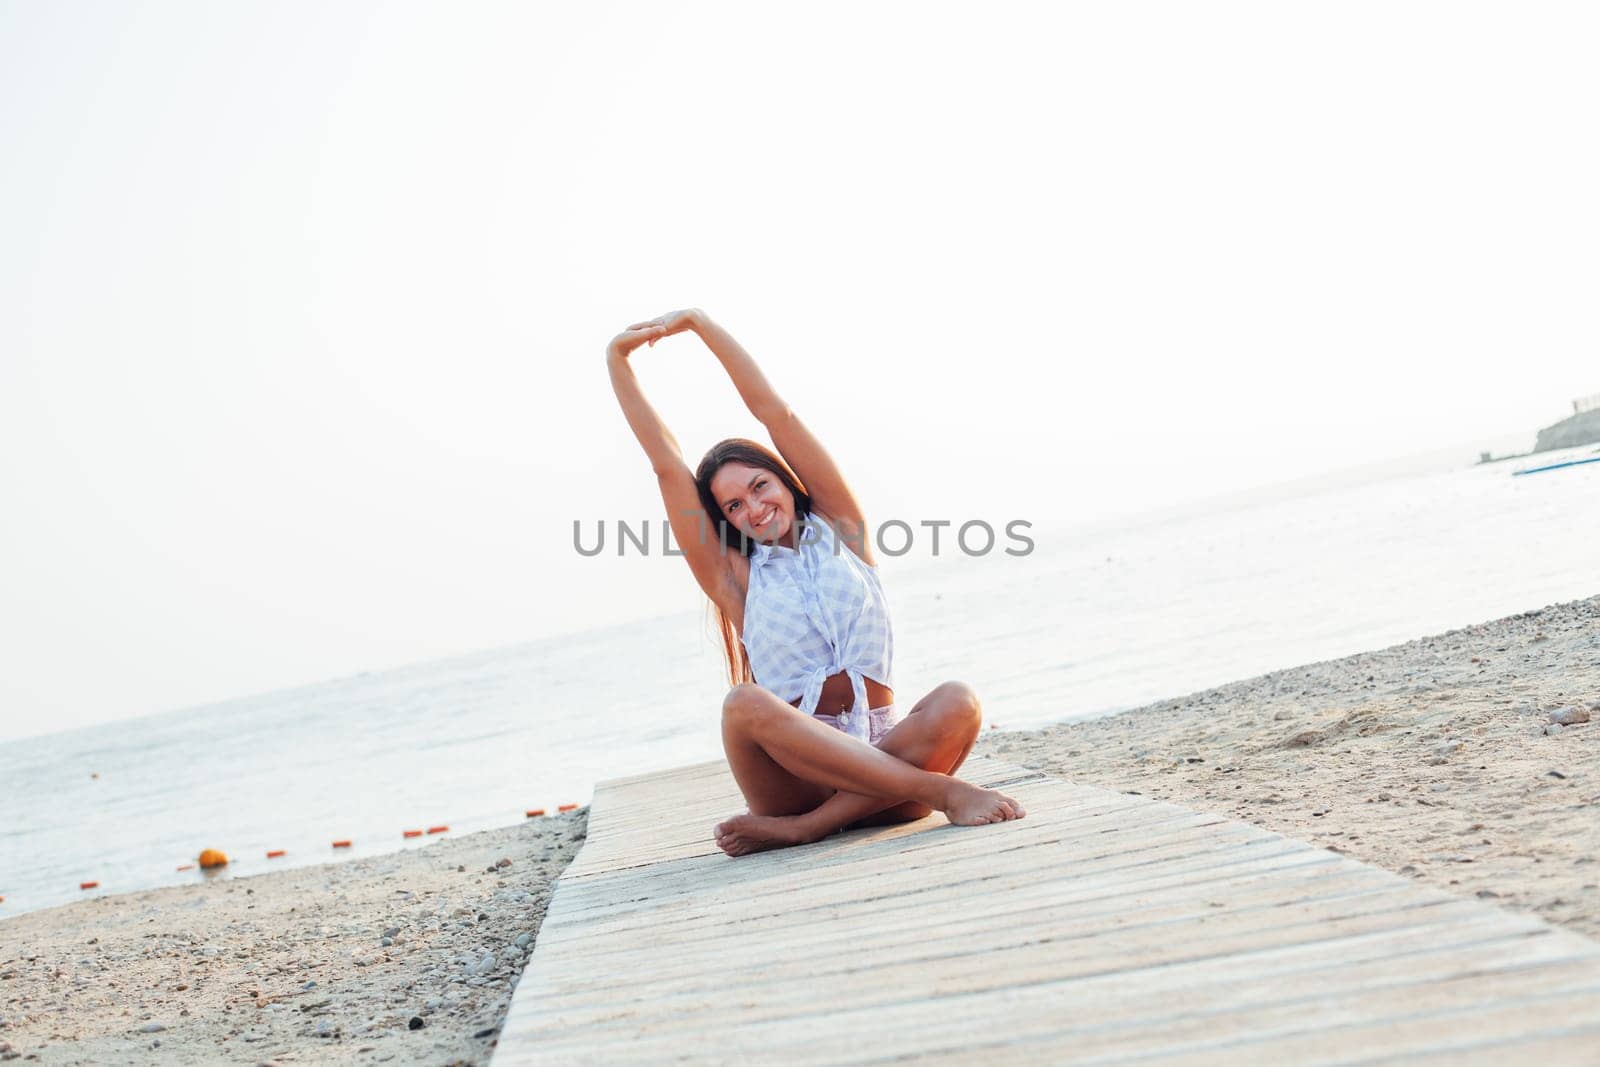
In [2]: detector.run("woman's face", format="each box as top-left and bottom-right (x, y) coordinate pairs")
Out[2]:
(709, 462), (795, 544)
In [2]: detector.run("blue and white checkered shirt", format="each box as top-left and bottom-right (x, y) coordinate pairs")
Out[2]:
(739, 512), (895, 744)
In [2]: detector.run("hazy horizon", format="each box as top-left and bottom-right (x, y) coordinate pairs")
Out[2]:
(3, 2), (1596, 743)
(0, 429), (1556, 747)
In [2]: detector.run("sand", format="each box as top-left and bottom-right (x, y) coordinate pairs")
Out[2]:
(975, 593), (1600, 939)
(0, 813), (589, 1065)
(2, 595), (1595, 1064)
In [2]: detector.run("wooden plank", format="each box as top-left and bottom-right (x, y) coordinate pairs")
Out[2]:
(494, 756), (1600, 1066)
(1075, 992), (1600, 1066)
(546, 804), (1275, 918)
(528, 877), (1429, 999)
(509, 929), (1599, 1063)
(825, 960), (1600, 1065)
(532, 846), (1368, 962)
(536, 831), (1335, 941)
(1365, 1026), (1600, 1065)
(565, 806), (1293, 898)
(512, 905), (1533, 1037)
(514, 949), (1600, 1064)
(536, 849), (1379, 953)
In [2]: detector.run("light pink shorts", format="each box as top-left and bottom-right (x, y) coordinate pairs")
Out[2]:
(812, 703), (900, 745)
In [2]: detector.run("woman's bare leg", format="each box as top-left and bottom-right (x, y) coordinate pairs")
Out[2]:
(716, 681), (989, 855)
(816, 681), (991, 831)
(715, 682), (1024, 856)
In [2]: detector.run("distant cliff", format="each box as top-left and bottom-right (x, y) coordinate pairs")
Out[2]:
(1535, 408), (1600, 453)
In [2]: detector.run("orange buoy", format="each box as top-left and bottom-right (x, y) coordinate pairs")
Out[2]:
(425, 825), (449, 835)
(80, 881), (99, 890)
(198, 849), (228, 869)
(525, 809), (545, 818)
(176, 864), (195, 872)
(558, 803), (577, 812)
(266, 849), (286, 859)
(331, 840), (352, 848)
(402, 829), (423, 838)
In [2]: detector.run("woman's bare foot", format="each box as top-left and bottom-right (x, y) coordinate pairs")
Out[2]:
(714, 812), (819, 857)
(940, 779), (1027, 826)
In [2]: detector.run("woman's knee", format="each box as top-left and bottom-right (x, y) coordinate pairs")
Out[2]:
(932, 680), (983, 733)
(721, 683), (774, 728)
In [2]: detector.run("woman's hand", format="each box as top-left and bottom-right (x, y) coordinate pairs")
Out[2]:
(606, 325), (663, 361)
(626, 308), (702, 347)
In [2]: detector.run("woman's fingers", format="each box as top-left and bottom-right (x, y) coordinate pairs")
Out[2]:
(617, 321), (669, 348)
(620, 311), (691, 351)
(608, 325), (666, 359)
(625, 311), (692, 334)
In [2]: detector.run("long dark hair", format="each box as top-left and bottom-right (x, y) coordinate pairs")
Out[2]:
(693, 438), (813, 686)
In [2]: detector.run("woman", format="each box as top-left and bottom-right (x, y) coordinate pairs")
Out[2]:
(607, 308), (1026, 857)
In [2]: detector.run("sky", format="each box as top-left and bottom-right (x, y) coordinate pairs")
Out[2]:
(2, 1), (1596, 744)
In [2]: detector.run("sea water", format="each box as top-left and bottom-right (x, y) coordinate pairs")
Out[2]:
(2, 444), (1596, 919)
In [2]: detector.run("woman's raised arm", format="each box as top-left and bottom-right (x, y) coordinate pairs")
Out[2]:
(624, 309), (786, 421)
(606, 326), (742, 612)
(606, 326), (686, 475)
(630, 309), (870, 546)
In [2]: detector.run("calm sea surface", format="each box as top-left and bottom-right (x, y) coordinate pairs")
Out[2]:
(3, 445), (1597, 919)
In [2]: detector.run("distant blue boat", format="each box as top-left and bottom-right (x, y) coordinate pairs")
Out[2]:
(1512, 455), (1600, 477)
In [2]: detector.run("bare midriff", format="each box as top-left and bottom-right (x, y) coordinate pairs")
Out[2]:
(790, 672), (894, 716)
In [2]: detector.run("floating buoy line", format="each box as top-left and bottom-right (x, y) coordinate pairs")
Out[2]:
(44, 803), (585, 900)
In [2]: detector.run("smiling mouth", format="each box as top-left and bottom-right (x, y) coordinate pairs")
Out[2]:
(752, 509), (776, 529)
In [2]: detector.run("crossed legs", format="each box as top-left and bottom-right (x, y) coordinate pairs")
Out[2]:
(714, 680), (1027, 856)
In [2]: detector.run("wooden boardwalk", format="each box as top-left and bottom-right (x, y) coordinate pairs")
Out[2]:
(497, 754), (1600, 1064)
